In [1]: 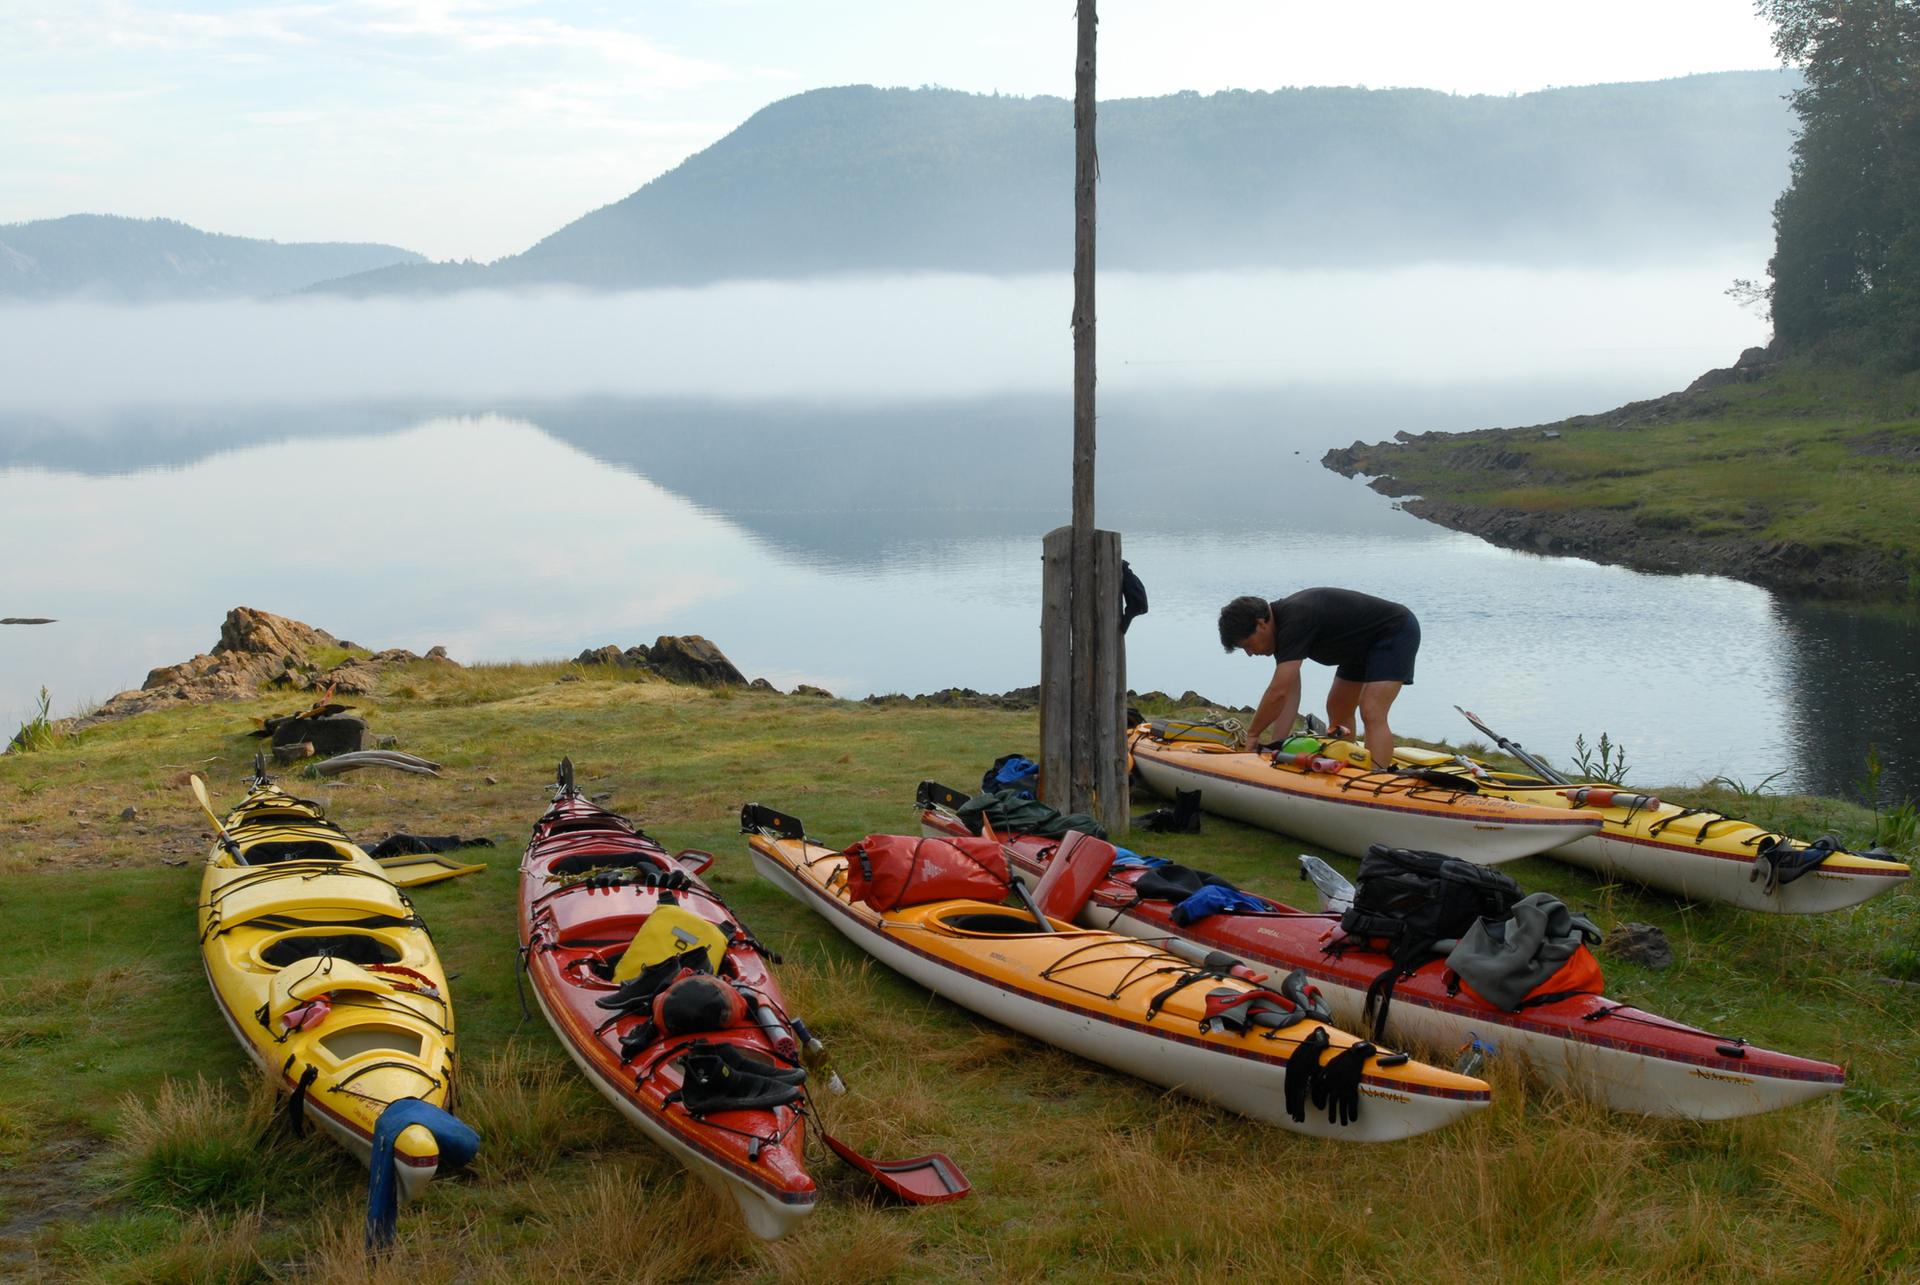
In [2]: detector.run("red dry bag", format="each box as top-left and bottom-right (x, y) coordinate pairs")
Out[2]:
(843, 835), (1009, 911)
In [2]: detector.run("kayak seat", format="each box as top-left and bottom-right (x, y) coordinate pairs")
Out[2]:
(261, 933), (404, 968)
(941, 912), (1049, 935)
(547, 850), (670, 878)
(242, 840), (347, 866)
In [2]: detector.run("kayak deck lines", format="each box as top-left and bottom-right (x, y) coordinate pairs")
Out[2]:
(745, 807), (1492, 1140)
(922, 807), (1846, 1119)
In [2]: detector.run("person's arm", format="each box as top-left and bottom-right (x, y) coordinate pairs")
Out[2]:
(1245, 659), (1303, 750)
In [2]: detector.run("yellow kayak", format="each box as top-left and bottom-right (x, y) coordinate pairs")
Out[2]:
(196, 773), (460, 1200)
(742, 805), (1489, 1142)
(1131, 727), (1600, 865)
(1385, 743), (1912, 913)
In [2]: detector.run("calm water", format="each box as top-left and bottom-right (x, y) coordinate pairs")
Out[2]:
(4, 266), (1916, 798)
(5, 383), (1918, 801)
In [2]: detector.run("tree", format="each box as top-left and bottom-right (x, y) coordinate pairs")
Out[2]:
(1760, 0), (1920, 365)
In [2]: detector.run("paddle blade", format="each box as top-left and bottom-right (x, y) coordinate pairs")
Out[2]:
(375, 853), (487, 887)
(188, 773), (216, 820)
(819, 1129), (971, 1205)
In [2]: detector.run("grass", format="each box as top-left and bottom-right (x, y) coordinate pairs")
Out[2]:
(1336, 359), (1920, 600)
(9, 686), (63, 754)
(1, 660), (1917, 1280)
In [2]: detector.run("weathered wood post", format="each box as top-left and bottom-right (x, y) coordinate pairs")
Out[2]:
(1040, 0), (1128, 833)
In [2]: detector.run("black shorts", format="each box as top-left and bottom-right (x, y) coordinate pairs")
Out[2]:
(1336, 615), (1419, 685)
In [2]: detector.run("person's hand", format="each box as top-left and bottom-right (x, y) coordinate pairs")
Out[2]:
(1244, 730), (1261, 752)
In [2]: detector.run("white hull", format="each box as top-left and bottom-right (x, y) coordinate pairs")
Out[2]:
(752, 851), (1483, 1142)
(1550, 832), (1907, 915)
(1071, 896), (1837, 1120)
(1134, 753), (1593, 865)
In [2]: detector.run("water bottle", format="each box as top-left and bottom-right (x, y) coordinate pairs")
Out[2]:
(791, 1018), (847, 1095)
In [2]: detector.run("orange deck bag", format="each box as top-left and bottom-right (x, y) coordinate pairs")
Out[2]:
(844, 835), (1010, 911)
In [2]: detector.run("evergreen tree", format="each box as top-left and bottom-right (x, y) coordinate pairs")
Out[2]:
(1761, 0), (1920, 365)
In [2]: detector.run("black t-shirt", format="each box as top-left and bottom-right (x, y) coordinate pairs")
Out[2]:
(1269, 588), (1411, 668)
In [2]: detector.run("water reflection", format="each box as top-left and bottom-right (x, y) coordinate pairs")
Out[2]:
(3, 394), (1917, 801)
(1773, 599), (1920, 803)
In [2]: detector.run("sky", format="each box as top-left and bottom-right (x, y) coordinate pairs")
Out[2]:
(0, 1), (1784, 263)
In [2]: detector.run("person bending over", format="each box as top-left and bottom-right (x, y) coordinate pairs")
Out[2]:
(1217, 588), (1420, 768)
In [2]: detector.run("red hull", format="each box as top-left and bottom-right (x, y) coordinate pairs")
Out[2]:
(520, 792), (813, 1233)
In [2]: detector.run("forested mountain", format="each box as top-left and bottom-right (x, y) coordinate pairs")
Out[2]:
(319, 71), (1798, 296)
(0, 215), (424, 300)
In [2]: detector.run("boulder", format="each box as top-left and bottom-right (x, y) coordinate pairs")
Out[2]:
(792, 684), (834, 698)
(647, 636), (746, 686)
(321, 662), (384, 695)
(575, 645), (624, 666)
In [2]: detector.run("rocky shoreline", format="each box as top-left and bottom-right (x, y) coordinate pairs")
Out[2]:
(1322, 349), (1915, 602)
(38, 606), (1246, 740)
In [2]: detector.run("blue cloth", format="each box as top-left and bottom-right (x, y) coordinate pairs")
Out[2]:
(1170, 883), (1274, 925)
(366, 1098), (481, 1249)
(1109, 848), (1168, 869)
(985, 755), (1040, 798)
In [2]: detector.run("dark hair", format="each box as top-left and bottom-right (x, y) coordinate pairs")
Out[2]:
(1218, 596), (1271, 651)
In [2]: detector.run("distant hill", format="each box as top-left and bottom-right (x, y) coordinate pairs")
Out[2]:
(318, 71), (1799, 296)
(0, 215), (424, 300)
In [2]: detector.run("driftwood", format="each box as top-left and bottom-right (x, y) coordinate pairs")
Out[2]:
(311, 750), (443, 778)
(273, 741), (316, 764)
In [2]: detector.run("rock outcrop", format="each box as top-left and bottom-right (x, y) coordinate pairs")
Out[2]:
(67, 607), (458, 730)
(573, 636), (744, 686)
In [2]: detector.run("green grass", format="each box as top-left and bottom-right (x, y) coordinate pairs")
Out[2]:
(1, 661), (1917, 1280)
(1343, 360), (1920, 599)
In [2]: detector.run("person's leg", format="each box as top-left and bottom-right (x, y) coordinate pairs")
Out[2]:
(1325, 676), (1362, 736)
(1357, 680), (1404, 767)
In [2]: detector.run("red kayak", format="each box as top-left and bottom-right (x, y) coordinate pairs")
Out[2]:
(919, 796), (1844, 1120)
(520, 765), (814, 1239)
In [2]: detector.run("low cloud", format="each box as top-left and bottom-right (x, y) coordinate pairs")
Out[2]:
(0, 261), (1769, 413)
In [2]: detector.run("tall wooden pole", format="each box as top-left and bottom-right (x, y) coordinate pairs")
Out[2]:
(1069, 0), (1098, 808)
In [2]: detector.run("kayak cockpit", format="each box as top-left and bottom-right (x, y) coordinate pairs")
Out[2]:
(933, 908), (1051, 935)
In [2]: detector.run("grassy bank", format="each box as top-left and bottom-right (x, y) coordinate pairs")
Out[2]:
(1324, 360), (1920, 602)
(2, 659), (1917, 1282)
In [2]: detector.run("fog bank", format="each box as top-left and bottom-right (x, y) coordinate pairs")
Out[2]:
(0, 261), (1769, 412)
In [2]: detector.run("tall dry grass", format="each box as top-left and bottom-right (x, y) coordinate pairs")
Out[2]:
(454, 1039), (615, 1181)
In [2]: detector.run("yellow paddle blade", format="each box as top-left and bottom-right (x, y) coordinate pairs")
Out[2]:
(375, 853), (488, 887)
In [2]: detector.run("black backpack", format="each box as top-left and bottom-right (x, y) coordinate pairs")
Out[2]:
(1331, 845), (1523, 1040)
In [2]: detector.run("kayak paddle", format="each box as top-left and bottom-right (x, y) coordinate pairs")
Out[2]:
(1454, 706), (1568, 784)
(188, 774), (242, 860)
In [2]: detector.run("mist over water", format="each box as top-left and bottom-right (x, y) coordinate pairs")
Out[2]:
(0, 260), (1768, 410)
(10, 266), (1914, 802)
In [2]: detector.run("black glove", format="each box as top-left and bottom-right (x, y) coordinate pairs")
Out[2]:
(1313, 1040), (1374, 1127)
(1283, 1026), (1331, 1123)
